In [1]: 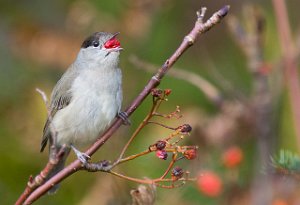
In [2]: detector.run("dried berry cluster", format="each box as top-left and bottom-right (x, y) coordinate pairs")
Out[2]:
(149, 89), (198, 185)
(103, 88), (199, 188)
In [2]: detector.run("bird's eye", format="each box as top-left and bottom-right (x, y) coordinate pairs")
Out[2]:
(93, 41), (99, 47)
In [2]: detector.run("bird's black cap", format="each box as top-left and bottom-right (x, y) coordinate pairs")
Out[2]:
(81, 32), (103, 48)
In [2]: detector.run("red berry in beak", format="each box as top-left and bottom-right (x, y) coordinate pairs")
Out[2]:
(104, 38), (121, 49)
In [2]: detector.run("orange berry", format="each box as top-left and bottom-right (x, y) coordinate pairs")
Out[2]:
(164, 89), (172, 96)
(197, 171), (223, 197)
(222, 146), (243, 168)
(184, 148), (197, 160)
(272, 198), (288, 205)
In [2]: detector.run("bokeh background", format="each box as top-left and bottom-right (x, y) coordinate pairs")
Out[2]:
(1, 0), (300, 204)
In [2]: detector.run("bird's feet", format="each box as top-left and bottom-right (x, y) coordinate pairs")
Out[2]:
(71, 145), (90, 165)
(118, 111), (131, 125)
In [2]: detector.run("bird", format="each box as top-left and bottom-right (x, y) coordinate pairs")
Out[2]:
(40, 32), (123, 194)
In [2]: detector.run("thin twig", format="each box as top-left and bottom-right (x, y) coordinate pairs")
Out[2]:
(197, 7), (207, 24)
(159, 153), (177, 179)
(229, 6), (274, 205)
(19, 5), (230, 204)
(116, 98), (160, 164)
(147, 121), (177, 130)
(272, 0), (300, 150)
(118, 150), (151, 164)
(129, 55), (222, 106)
(36, 88), (48, 104)
(15, 89), (61, 205)
(108, 170), (195, 188)
(115, 95), (167, 165)
(35, 88), (58, 146)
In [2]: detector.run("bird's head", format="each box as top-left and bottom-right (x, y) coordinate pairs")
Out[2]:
(77, 32), (123, 66)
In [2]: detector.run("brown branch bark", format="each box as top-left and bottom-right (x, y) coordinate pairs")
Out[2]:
(272, 0), (300, 149)
(17, 5), (230, 205)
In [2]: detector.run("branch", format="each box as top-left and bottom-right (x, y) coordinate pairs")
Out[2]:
(272, 0), (300, 149)
(228, 6), (274, 205)
(129, 55), (223, 106)
(19, 5), (230, 204)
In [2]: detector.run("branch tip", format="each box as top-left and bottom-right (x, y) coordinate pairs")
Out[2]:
(36, 88), (48, 104)
(219, 5), (230, 18)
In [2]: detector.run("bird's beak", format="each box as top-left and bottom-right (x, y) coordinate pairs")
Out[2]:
(103, 32), (123, 53)
(111, 32), (120, 40)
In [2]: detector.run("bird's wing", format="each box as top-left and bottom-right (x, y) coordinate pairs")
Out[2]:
(40, 66), (78, 152)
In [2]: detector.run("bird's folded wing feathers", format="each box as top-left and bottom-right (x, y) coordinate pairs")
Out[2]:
(40, 66), (78, 152)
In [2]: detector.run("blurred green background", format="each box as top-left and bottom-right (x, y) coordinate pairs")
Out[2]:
(0, 0), (299, 204)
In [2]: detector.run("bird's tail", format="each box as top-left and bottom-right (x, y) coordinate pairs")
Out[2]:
(46, 147), (70, 194)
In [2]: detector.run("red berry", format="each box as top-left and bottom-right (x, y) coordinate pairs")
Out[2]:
(222, 146), (243, 168)
(156, 150), (168, 160)
(104, 38), (120, 49)
(197, 171), (223, 197)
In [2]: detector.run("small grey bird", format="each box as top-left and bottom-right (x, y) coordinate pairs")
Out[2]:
(40, 32), (123, 193)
